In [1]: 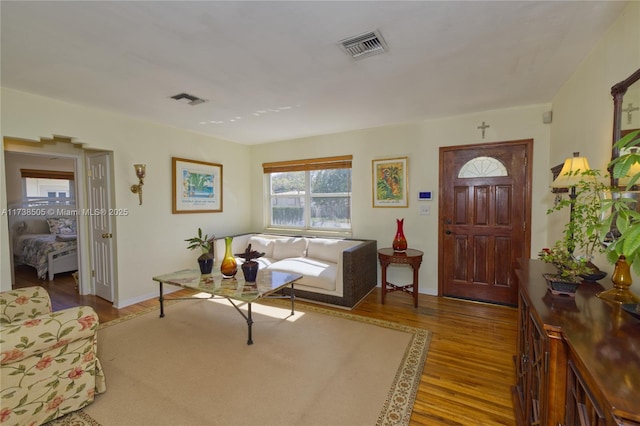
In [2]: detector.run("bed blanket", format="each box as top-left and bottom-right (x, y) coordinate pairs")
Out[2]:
(13, 233), (77, 279)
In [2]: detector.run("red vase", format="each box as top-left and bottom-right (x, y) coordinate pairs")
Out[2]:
(392, 218), (408, 252)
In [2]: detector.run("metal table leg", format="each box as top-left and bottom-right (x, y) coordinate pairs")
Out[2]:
(159, 281), (165, 318)
(247, 303), (253, 345)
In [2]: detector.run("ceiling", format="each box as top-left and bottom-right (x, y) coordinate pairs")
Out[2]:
(0, 1), (627, 145)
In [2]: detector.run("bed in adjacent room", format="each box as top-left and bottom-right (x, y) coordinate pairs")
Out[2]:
(12, 217), (78, 280)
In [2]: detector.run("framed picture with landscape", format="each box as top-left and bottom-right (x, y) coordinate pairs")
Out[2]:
(172, 157), (223, 213)
(372, 157), (408, 208)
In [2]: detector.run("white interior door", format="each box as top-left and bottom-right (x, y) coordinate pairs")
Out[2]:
(87, 152), (115, 302)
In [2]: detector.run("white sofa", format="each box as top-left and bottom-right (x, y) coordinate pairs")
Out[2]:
(214, 233), (377, 309)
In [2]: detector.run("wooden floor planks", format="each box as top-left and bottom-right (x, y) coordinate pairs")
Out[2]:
(13, 265), (518, 425)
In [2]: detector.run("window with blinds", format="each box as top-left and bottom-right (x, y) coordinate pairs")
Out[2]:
(21, 168), (75, 205)
(263, 156), (352, 232)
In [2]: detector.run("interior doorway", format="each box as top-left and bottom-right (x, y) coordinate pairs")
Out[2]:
(3, 137), (117, 307)
(438, 140), (532, 306)
(4, 150), (81, 290)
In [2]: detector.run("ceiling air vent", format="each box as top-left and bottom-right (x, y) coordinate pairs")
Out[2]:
(170, 92), (206, 106)
(339, 30), (388, 60)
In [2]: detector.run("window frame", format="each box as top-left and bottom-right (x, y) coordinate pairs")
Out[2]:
(263, 156), (353, 235)
(21, 168), (75, 206)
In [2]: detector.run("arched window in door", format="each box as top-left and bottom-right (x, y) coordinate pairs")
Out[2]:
(458, 156), (508, 178)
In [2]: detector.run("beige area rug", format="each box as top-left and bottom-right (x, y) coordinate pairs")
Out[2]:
(48, 298), (431, 426)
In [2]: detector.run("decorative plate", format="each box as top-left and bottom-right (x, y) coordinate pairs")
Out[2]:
(621, 304), (640, 320)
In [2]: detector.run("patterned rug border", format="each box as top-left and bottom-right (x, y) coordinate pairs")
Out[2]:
(50, 297), (432, 426)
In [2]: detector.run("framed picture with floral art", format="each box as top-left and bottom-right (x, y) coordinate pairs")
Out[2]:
(372, 157), (408, 208)
(172, 157), (223, 213)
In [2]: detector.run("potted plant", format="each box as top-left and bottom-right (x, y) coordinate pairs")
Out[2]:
(541, 168), (609, 289)
(185, 228), (215, 274)
(597, 129), (640, 303)
(539, 241), (592, 295)
(235, 244), (265, 282)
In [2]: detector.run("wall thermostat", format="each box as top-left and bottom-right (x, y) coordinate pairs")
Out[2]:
(418, 191), (432, 200)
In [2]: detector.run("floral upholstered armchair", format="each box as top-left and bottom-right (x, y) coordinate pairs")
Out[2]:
(0, 286), (106, 425)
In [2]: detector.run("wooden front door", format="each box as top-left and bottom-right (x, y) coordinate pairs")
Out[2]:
(439, 140), (532, 306)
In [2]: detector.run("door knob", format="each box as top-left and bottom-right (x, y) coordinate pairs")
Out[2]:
(101, 233), (112, 239)
(445, 230), (452, 235)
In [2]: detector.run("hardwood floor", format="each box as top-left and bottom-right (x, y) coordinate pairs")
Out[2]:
(13, 265), (518, 425)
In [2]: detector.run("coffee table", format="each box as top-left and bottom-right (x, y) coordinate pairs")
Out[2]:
(152, 268), (302, 345)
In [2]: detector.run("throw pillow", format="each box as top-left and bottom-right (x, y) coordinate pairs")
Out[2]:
(272, 237), (308, 260)
(21, 219), (51, 235)
(46, 217), (76, 235)
(307, 239), (345, 264)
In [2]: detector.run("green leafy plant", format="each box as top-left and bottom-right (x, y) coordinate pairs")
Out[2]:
(542, 167), (609, 280)
(185, 228), (214, 259)
(546, 168), (608, 259)
(600, 129), (640, 273)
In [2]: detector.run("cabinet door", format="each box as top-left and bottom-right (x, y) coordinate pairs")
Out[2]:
(515, 290), (530, 424)
(565, 360), (605, 426)
(526, 311), (548, 426)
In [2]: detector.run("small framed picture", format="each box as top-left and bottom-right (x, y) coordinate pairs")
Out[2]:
(172, 157), (223, 213)
(372, 157), (408, 208)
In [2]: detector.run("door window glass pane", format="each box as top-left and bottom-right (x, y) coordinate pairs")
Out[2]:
(458, 156), (508, 178)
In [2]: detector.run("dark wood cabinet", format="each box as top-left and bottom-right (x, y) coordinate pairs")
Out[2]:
(565, 359), (606, 426)
(513, 260), (640, 426)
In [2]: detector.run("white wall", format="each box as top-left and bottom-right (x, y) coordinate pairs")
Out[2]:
(550, 1), (640, 292)
(251, 104), (552, 295)
(1, 88), (252, 305)
(2, 1), (636, 300)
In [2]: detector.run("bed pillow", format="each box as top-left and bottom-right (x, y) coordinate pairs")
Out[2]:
(46, 217), (76, 235)
(21, 219), (51, 235)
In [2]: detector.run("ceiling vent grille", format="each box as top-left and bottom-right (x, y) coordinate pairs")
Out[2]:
(339, 30), (388, 60)
(170, 92), (206, 106)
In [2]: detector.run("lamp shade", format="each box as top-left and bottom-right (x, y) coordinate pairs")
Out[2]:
(551, 152), (591, 189)
(133, 164), (146, 179)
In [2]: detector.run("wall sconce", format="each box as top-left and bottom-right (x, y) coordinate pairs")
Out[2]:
(131, 164), (146, 205)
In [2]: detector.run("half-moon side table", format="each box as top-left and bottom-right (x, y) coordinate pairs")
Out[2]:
(377, 248), (423, 308)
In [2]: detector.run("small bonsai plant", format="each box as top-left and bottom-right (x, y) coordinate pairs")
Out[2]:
(539, 241), (592, 282)
(185, 228), (215, 261)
